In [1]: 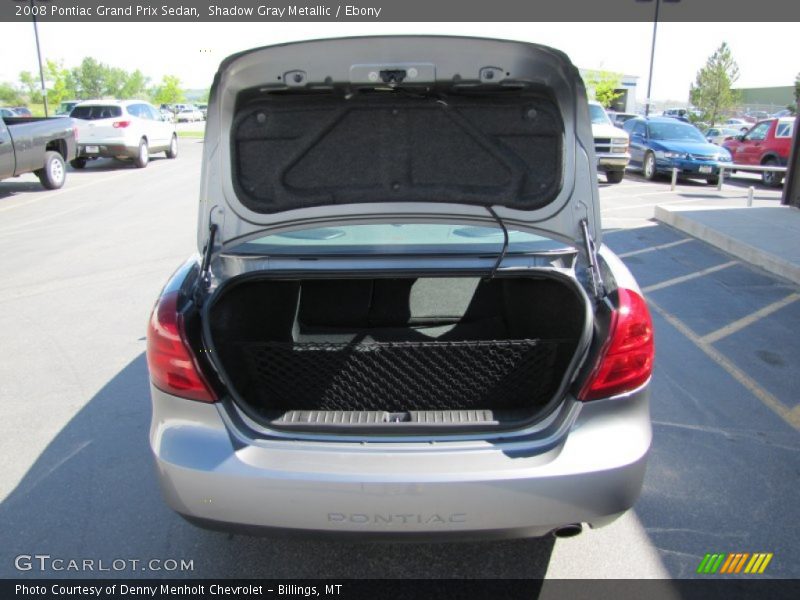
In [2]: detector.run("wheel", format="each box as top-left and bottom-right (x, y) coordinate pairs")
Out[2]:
(70, 157), (87, 169)
(761, 159), (783, 188)
(35, 151), (66, 190)
(165, 134), (178, 159)
(133, 138), (149, 168)
(643, 152), (657, 181)
(706, 175), (720, 186)
(606, 170), (624, 184)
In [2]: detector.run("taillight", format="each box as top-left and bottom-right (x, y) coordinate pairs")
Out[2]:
(579, 288), (654, 401)
(146, 291), (216, 402)
(112, 120), (131, 128)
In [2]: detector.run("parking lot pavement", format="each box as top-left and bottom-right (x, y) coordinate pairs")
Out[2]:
(0, 151), (797, 579)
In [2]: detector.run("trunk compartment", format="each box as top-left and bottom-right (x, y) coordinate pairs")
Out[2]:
(205, 273), (590, 431)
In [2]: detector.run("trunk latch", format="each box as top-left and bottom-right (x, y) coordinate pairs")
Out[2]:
(380, 69), (407, 84)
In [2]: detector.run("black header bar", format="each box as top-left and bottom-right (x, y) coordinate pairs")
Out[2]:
(2, 0), (800, 22)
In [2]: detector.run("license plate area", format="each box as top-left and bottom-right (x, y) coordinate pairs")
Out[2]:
(698, 165), (713, 174)
(85, 145), (99, 154)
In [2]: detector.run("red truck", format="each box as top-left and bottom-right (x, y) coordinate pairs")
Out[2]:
(723, 117), (795, 187)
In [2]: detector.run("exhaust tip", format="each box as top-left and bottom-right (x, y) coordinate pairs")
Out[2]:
(552, 523), (583, 538)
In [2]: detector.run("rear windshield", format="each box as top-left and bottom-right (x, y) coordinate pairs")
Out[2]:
(70, 105), (123, 119)
(229, 223), (571, 256)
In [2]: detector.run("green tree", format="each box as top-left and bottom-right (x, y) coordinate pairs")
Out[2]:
(71, 57), (108, 99)
(0, 82), (25, 105)
(120, 69), (150, 99)
(794, 72), (799, 106)
(103, 66), (128, 98)
(44, 59), (75, 106)
(689, 42), (740, 126)
(151, 75), (185, 105)
(583, 70), (623, 109)
(18, 71), (40, 101)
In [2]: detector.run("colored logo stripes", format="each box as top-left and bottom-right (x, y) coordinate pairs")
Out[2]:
(697, 553), (773, 574)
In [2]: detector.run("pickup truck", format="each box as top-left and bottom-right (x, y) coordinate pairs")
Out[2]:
(0, 116), (78, 190)
(723, 117), (795, 187)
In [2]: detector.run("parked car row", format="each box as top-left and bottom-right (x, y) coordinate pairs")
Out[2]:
(0, 106), (34, 118)
(599, 101), (795, 188)
(158, 103), (207, 123)
(1, 98), (180, 192)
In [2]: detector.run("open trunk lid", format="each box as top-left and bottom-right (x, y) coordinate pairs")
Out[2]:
(198, 36), (602, 263)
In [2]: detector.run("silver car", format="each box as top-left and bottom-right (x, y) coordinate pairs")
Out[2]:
(147, 36), (654, 539)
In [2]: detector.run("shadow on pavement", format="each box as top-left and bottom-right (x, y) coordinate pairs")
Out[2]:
(604, 223), (800, 579)
(0, 354), (555, 579)
(0, 181), (45, 200)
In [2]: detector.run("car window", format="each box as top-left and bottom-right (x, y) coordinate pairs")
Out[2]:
(706, 128), (719, 136)
(775, 121), (794, 138)
(71, 105), (123, 119)
(647, 121), (705, 142)
(631, 121), (646, 136)
(744, 122), (770, 141)
(624, 120), (643, 136)
(229, 224), (571, 256)
(127, 104), (142, 118)
(146, 106), (161, 120)
(588, 104), (611, 125)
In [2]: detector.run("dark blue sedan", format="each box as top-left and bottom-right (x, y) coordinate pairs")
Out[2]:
(622, 117), (733, 185)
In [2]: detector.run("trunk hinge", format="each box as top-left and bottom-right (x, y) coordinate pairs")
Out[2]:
(198, 222), (218, 293)
(580, 218), (605, 300)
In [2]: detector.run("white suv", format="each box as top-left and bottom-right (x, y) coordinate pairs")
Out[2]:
(69, 100), (177, 168)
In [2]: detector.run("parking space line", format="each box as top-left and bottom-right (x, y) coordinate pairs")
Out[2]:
(646, 297), (800, 432)
(789, 405), (800, 428)
(642, 261), (737, 293)
(618, 238), (692, 258)
(701, 293), (800, 345)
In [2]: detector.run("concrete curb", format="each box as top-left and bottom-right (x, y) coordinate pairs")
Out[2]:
(654, 205), (800, 286)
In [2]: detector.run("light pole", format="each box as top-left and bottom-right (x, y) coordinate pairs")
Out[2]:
(30, 0), (48, 117)
(638, 0), (681, 117)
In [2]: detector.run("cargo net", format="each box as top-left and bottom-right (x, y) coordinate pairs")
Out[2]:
(235, 339), (567, 413)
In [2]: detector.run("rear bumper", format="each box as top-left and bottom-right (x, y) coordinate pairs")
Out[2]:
(77, 143), (137, 159)
(596, 152), (630, 171)
(150, 386), (651, 539)
(656, 158), (730, 177)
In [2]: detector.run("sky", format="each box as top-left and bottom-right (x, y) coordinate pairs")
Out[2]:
(0, 21), (797, 103)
